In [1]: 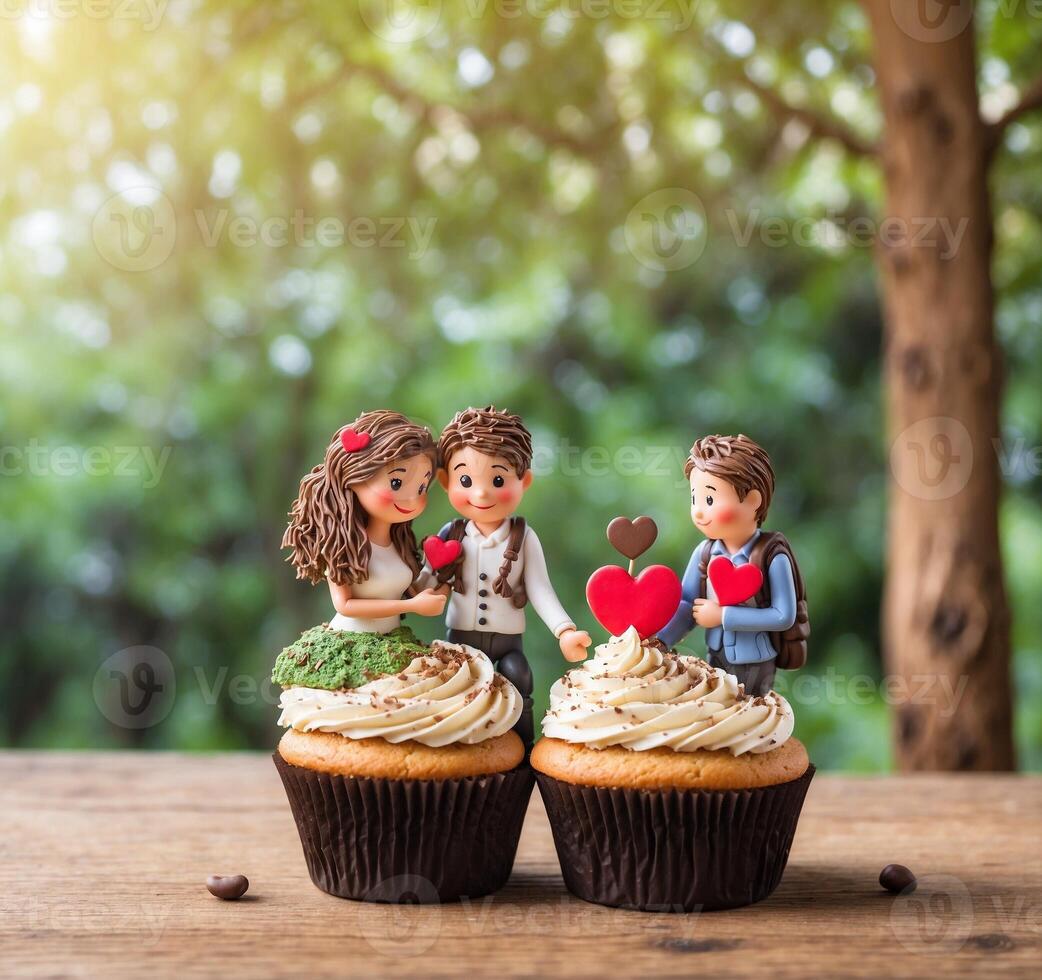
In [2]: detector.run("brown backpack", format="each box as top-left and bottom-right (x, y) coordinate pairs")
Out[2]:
(697, 530), (809, 670)
(435, 517), (528, 609)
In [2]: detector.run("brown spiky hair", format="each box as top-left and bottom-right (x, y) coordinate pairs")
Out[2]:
(684, 434), (775, 527)
(437, 406), (533, 476)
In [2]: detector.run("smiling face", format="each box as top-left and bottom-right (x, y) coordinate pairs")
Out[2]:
(689, 467), (761, 543)
(438, 446), (532, 524)
(351, 453), (434, 525)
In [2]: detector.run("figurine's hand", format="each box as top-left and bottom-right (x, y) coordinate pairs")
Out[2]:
(433, 583), (452, 597)
(693, 598), (723, 628)
(409, 588), (448, 617)
(559, 628), (592, 662)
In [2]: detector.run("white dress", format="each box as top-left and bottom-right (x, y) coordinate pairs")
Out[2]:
(328, 541), (415, 634)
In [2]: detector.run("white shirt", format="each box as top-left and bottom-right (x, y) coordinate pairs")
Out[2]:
(422, 520), (575, 637)
(329, 541), (414, 635)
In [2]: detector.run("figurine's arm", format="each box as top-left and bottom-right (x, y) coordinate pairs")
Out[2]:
(658, 542), (706, 647)
(327, 579), (446, 619)
(522, 528), (591, 661)
(720, 554), (797, 633)
(521, 528), (575, 635)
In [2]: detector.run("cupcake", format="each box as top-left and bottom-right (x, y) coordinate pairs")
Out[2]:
(532, 626), (813, 912)
(272, 625), (534, 903)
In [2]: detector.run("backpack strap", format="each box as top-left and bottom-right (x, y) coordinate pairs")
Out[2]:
(748, 531), (782, 601)
(493, 517), (528, 609)
(444, 519), (467, 542)
(697, 539), (712, 601)
(748, 531), (809, 670)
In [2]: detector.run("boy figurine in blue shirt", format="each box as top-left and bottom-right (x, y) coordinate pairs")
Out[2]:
(658, 434), (809, 696)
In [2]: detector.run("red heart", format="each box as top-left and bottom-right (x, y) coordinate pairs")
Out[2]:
(586, 564), (682, 640)
(707, 555), (763, 606)
(423, 536), (462, 571)
(340, 427), (371, 453)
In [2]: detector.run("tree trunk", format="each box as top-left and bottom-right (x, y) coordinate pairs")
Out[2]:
(863, 0), (1014, 769)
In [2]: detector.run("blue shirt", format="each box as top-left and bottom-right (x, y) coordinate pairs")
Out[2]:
(658, 530), (797, 664)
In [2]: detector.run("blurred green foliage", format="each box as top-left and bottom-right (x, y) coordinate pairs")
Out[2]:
(1, 1), (1039, 769)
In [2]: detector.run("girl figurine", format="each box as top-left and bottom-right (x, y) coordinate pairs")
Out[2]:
(282, 410), (447, 632)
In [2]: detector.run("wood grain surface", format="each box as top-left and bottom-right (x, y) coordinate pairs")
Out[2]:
(1, 752), (1039, 978)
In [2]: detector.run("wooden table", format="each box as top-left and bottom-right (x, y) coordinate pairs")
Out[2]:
(2, 752), (1039, 978)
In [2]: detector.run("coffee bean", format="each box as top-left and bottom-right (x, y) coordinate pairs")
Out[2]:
(206, 874), (249, 900)
(879, 864), (916, 894)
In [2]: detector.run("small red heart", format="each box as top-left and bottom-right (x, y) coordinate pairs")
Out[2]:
(340, 427), (371, 453)
(423, 536), (462, 571)
(586, 564), (682, 639)
(707, 555), (763, 606)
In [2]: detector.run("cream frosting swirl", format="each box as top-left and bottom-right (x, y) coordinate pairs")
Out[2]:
(278, 642), (522, 747)
(541, 626), (793, 756)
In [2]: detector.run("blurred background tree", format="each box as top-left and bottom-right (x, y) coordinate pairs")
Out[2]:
(1, 0), (1039, 770)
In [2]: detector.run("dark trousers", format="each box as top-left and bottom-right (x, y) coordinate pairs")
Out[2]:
(447, 629), (533, 751)
(707, 649), (776, 697)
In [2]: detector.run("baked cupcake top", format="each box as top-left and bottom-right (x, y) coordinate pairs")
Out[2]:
(276, 635), (522, 747)
(541, 626), (794, 756)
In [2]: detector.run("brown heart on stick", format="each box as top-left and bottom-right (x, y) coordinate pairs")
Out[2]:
(606, 515), (658, 560)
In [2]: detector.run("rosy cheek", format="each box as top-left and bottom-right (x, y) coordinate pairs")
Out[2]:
(448, 489), (469, 509)
(496, 487), (518, 504)
(376, 489), (395, 504)
(715, 506), (736, 524)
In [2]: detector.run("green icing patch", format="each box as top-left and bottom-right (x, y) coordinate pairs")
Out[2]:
(272, 625), (428, 691)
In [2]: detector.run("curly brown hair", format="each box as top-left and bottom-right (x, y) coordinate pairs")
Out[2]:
(437, 406), (533, 476)
(282, 411), (436, 586)
(685, 434), (775, 527)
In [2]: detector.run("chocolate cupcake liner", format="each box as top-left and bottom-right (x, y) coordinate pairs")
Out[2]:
(274, 752), (534, 903)
(535, 765), (814, 912)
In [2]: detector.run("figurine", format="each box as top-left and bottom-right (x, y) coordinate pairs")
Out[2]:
(658, 434), (808, 695)
(282, 410), (447, 632)
(422, 406), (592, 749)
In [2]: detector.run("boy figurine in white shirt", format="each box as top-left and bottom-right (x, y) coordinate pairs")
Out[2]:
(425, 406), (591, 749)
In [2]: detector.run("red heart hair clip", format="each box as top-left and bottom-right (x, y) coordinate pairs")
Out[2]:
(340, 427), (371, 453)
